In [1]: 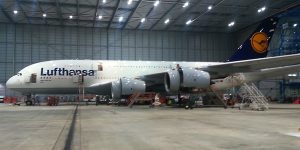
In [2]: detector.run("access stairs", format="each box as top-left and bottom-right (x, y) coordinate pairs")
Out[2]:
(127, 92), (156, 108)
(238, 83), (269, 110)
(208, 87), (228, 108)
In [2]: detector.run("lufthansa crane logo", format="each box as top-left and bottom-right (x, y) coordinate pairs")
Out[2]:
(250, 32), (269, 53)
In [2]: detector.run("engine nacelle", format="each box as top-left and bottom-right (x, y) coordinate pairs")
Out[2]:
(111, 77), (146, 99)
(164, 69), (181, 92)
(164, 68), (210, 93)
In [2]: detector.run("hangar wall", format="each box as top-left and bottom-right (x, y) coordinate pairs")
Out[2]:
(0, 23), (235, 96)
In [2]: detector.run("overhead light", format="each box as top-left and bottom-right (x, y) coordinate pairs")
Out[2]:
(288, 73), (297, 77)
(208, 5), (212, 10)
(154, 0), (159, 7)
(119, 16), (123, 22)
(69, 15), (73, 19)
(42, 13), (47, 18)
(258, 6), (266, 13)
(13, 10), (18, 14)
(141, 18), (145, 23)
(98, 15), (102, 20)
(128, 0), (133, 5)
(103, 0), (106, 3)
(164, 18), (170, 24)
(183, 1), (189, 8)
(228, 21), (235, 27)
(186, 19), (192, 25)
(293, 23), (297, 27)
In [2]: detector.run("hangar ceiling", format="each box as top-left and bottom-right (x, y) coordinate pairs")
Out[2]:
(0, 0), (299, 32)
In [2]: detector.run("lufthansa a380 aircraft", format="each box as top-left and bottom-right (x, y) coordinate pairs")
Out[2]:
(6, 17), (300, 99)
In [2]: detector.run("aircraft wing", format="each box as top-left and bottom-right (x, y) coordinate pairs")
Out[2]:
(86, 53), (300, 95)
(86, 73), (168, 94)
(202, 53), (300, 78)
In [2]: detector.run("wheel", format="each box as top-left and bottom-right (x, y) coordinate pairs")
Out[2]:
(185, 106), (189, 109)
(26, 100), (32, 106)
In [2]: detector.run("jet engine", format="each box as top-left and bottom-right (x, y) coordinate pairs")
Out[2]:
(111, 77), (146, 99)
(164, 68), (210, 93)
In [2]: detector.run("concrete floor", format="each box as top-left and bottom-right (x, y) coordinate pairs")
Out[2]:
(0, 104), (300, 150)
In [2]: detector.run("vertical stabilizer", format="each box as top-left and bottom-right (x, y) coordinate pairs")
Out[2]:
(227, 17), (278, 62)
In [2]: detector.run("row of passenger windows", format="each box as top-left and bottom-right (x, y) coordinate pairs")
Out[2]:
(63, 65), (82, 68)
(55, 65), (170, 72)
(40, 76), (119, 80)
(112, 66), (169, 69)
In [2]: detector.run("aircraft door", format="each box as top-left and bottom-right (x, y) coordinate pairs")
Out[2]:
(24, 73), (37, 83)
(93, 62), (103, 71)
(73, 74), (84, 83)
(30, 73), (37, 83)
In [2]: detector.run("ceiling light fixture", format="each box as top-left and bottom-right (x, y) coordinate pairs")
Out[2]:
(208, 5), (212, 10)
(164, 18), (170, 24)
(69, 15), (73, 19)
(98, 15), (102, 20)
(103, 0), (106, 4)
(128, 0), (133, 5)
(154, 0), (159, 7)
(119, 16), (123, 22)
(288, 73), (297, 77)
(13, 10), (18, 14)
(257, 6), (266, 13)
(186, 19), (193, 25)
(42, 13), (47, 17)
(293, 23), (297, 27)
(141, 18), (146, 23)
(183, 1), (189, 8)
(228, 21), (235, 27)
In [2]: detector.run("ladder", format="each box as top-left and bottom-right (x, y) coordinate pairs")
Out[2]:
(209, 86), (228, 108)
(238, 83), (269, 110)
(128, 93), (141, 108)
(128, 92), (156, 108)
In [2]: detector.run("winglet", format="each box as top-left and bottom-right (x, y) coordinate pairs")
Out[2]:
(227, 17), (279, 62)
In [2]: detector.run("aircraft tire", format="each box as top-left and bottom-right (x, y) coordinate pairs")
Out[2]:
(26, 100), (32, 106)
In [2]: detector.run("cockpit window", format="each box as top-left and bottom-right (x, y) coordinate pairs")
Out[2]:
(17, 73), (22, 76)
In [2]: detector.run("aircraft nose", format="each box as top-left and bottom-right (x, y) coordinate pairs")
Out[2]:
(6, 76), (18, 89)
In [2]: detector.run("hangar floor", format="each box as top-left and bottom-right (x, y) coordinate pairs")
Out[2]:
(0, 104), (299, 150)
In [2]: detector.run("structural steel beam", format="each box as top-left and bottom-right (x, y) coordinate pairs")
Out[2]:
(93, 0), (100, 28)
(164, 0), (202, 30)
(0, 4), (14, 23)
(149, 0), (180, 30)
(122, 0), (143, 30)
(76, 0), (79, 26)
(16, 0), (31, 24)
(135, 3), (154, 29)
(107, 0), (121, 29)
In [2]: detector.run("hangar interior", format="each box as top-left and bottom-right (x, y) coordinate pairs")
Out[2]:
(0, 0), (300, 102)
(1, 1), (300, 150)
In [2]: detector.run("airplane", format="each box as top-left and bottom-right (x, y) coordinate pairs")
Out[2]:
(6, 16), (300, 102)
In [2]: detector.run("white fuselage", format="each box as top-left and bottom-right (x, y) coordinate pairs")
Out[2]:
(6, 60), (221, 94)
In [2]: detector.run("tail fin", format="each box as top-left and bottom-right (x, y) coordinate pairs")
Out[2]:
(227, 17), (278, 62)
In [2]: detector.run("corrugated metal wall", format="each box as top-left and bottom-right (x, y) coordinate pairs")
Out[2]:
(0, 23), (235, 96)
